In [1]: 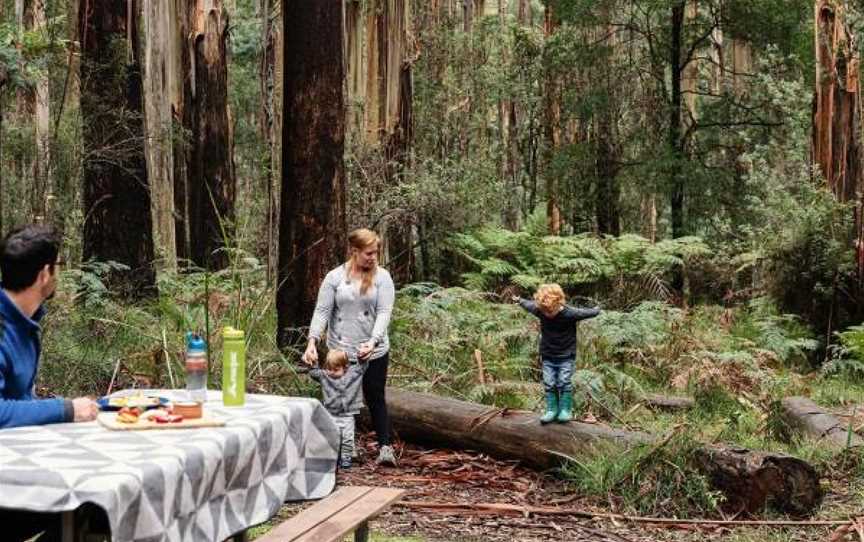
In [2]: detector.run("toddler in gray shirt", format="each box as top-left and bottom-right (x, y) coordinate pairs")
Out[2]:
(309, 349), (366, 468)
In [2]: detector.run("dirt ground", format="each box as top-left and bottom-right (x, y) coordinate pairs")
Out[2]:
(260, 432), (849, 542)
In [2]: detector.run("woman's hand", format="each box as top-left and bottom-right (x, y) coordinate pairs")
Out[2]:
(302, 340), (318, 366)
(357, 340), (375, 361)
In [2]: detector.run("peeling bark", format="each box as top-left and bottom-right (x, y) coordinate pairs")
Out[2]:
(141, 0), (178, 270)
(349, 0), (415, 284)
(812, 0), (862, 203)
(188, 1), (236, 270)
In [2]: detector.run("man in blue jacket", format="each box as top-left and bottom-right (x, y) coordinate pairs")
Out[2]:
(0, 224), (98, 429)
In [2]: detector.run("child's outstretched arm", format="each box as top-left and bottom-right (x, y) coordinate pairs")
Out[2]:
(565, 305), (601, 321)
(512, 295), (541, 317)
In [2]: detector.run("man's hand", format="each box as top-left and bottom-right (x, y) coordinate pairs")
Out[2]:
(511, 295), (520, 303)
(357, 340), (375, 361)
(301, 340), (318, 366)
(72, 397), (98, 422)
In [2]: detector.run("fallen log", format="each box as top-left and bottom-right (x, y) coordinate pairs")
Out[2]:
(379, 388), (822, 516)
(487, 382), (693, 411)
(780, 396), (864, 448)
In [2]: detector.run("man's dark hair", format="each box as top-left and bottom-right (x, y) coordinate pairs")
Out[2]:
(0, 225), (61, 292)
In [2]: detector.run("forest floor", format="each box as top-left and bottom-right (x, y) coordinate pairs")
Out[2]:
(250, 432), (859, 542)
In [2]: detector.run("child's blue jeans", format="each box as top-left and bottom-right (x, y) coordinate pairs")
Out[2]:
(542, 356), (574, 393)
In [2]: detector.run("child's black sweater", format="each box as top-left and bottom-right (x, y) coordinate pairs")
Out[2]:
(518, 299), (600, 359)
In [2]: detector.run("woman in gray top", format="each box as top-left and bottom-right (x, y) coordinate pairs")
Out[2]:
(302, 228), (397, 466)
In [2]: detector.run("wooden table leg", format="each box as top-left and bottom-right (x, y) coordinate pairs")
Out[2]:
(62, 511), (75, 542)
(354, 521), (369, 542)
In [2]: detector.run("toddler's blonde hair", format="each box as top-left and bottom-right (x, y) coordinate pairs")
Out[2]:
(324, 349), (349, 371)
(534, 283), (566, 314)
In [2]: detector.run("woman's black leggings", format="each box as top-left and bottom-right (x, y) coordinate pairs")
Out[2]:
(362, 352), (391, 446)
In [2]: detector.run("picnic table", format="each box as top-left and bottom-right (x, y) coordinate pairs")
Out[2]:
(0, 390), (339, 542)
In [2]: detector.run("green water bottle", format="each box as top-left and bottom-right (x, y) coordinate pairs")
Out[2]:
(222, 326), (246, 406)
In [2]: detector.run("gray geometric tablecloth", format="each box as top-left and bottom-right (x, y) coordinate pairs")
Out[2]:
(0, 390), (339, 542)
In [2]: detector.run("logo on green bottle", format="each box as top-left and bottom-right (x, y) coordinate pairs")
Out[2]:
(227, 352), (238, 398)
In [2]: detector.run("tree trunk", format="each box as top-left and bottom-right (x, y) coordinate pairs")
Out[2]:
(517, 0), (528, 24)
(594, 7), (621, 241)
(141, 0), (178, 270)
(543, 5), (561, 235)
(595, 111), (620, 236)
(352, 0), (414, 285)
(641, 193), (657, 242)
(669, 1), (685, 240)
(277, 0), (346, 348)
(188, 1), (236, 270)
(260, 0), (281, 283)
(500, 0), (520, 231)
(79, 0), (156, 295)
(730, 38), (752, 96)
(813, 0), (862, 203)
(31, 0), (51, 223)
(344, 0), (365, 136)
(383, 0), (415, 285)
(781, 396), (864, 448)
(172, 0), (193, 265)
(463, 0), (473, 32)
(381, 389), (823, 516)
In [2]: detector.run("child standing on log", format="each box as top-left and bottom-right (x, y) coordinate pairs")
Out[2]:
(309, 349), (366, 468)
(514, 284), (600, 424)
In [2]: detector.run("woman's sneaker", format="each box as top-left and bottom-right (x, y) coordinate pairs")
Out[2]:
(375, 445), (397, 466)
(339, 457), (352, 470)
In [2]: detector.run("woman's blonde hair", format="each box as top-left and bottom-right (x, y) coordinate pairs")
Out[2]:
(324, 349), (349, 371)
(534, 283), (566, 314)
(347, 228), (380, 294)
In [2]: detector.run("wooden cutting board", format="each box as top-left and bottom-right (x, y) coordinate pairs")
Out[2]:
(97, 412), (226, 431)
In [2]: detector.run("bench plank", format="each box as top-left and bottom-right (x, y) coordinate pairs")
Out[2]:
(292, 488), (404, 542)
(256, 486), (373, 542)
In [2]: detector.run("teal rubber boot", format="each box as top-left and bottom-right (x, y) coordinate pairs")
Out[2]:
(556, 390), (573, 423)
(540, 391), (558, 425)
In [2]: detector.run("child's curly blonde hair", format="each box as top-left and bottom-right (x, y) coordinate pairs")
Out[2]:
(534, 283), (566, 315)
(324, 349), (349, 371)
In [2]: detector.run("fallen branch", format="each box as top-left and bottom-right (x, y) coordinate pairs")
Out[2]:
(398, 501), (854, 527)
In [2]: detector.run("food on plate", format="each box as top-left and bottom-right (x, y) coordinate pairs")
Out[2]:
(116, 407), (141, 424)
(172, 401), (202, 419)
(139, 408), (168, 422)
(154, 413), (183, 424)
(108, 394), (161, 409)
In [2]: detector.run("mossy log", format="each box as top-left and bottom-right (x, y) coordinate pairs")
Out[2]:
(379, 388), (822, 516)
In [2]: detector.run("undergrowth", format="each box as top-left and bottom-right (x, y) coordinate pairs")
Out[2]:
(558, 433), (724, 517)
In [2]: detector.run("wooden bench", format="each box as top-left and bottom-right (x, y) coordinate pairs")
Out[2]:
(255, 486), (405, 542)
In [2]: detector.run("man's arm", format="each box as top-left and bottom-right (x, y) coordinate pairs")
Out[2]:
(0, 353), (71, 428)
(0, 353), (92, 429)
